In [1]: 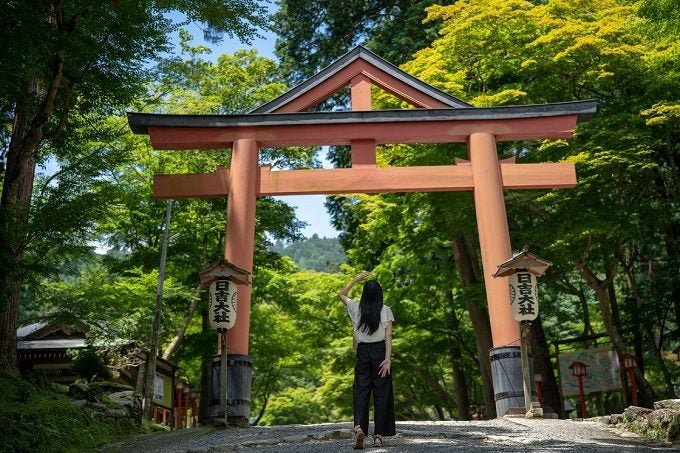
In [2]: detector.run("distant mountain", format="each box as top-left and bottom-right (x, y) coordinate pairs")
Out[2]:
(270, 234), (347, 272)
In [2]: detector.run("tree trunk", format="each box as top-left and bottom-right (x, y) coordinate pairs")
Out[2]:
(143, 201), (172, 420)
(163, 286), (201, 360)
(643, 324), (675, 398)
(576, 259), (656, 407)
(656, 148), (680, 334)
(253, 391), (270, 426)
(554, 277), (595, 337)
(0, 90), (40, 375)
(621, 253), (647, 375)
(452, 235), (496, 418)
(445, 289), (470, 420)
(576, 286), (596, 337)
(628, 242), (674, 399)
(0, 47), (65, 374)
(419, 369), (458, 414)
(604, 259), (622, 338)
(529, 317), (563, 417)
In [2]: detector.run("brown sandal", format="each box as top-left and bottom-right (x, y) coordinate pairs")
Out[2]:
(374, 435), (383, 447)
(353, 426), (365, 450)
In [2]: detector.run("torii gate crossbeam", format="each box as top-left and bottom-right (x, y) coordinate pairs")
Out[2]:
(152, 162), (577, 198)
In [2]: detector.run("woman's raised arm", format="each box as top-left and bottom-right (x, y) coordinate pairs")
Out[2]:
(338, 271), (372, 305)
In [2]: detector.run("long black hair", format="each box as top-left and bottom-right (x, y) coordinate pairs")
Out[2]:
(358, 280), (384, 335)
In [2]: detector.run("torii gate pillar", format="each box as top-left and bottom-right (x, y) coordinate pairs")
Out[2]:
(469, 132), (516, 346)
(206, 138), (258, 425)
(469, 132), (525, 416)
(224, 138), (258, 355)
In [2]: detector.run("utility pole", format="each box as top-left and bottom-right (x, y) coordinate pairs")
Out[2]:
(143, 200), (173, 420)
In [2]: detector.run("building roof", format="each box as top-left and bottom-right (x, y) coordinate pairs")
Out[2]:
(17, 320), (89, 351)
(17, 320), (89, 341)
(17, 339), (87, 350)
(16, 322), (48, 339)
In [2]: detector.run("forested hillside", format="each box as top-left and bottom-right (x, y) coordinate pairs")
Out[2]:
(270, 234), (347, 272)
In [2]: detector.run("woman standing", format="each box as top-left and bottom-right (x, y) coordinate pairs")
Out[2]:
(339, 271), (396, 449)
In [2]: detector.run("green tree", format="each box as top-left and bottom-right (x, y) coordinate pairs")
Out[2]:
(28, 40), (319, 422)
(639, 0), (680, 32)
(406, 0), (680, 407)
(250, 263), (352, 424)
(0, 0), (269, 375)
(69, 348), (113, 382)
(273, 0), (457, 84)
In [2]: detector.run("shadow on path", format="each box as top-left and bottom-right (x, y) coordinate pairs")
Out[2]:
(98, 418), (680, 452)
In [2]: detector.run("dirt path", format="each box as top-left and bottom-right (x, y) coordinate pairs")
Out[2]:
(98, 418), (680, 452)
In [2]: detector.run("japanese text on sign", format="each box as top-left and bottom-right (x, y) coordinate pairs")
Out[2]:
(509, 271), (538, 321)
(208, 279), (238, 329)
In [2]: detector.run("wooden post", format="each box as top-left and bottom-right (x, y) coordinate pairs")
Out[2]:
(191, 392), (198, 427)
(629, 369), (638, 406)
(577, 375), (587, 418)
(220, 328), (228, 424)
(175, 384), (183, 429)
(520, 322), (533, 414)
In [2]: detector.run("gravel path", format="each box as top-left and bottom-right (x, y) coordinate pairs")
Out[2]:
(98, 418), (680, 452)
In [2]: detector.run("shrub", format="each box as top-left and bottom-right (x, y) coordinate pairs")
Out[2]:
(69, 348), (112, 382)
(0, 374), (145, 452)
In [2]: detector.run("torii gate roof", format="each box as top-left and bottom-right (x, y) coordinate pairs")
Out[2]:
(128, 101), (596, 135)
(128, 45), (596, 148)
(251, 45), (473, 112)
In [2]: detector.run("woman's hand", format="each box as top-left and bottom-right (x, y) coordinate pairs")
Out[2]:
(356, 270), (372, 281)
(378, 357), (391, 378)
(339, 270), (373, 303)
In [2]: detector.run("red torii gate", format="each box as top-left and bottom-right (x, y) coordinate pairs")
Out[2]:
(128, 46), (596, 419)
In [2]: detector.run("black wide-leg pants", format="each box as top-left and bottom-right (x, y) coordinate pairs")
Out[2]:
(353, 340), (396, 436)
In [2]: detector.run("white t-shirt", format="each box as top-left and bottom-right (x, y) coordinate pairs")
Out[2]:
(346, 299), (394, 343)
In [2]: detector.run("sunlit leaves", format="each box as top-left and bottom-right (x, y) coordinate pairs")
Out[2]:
(420, 0), (539, 101)
(40, 262), (191, 352)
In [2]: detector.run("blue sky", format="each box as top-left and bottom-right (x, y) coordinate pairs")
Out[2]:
(175, 15), (341, 239)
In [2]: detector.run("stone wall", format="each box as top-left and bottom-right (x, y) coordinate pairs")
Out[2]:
(608, 400), (680, 443)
